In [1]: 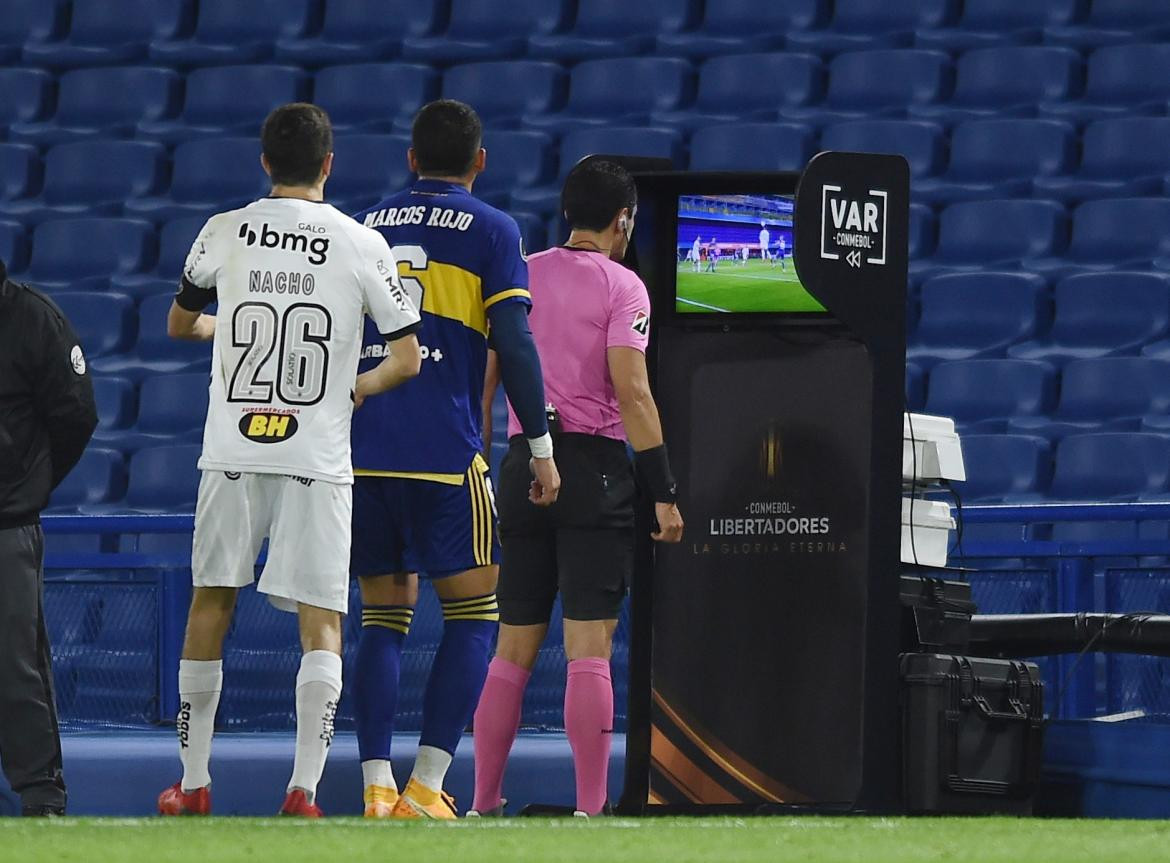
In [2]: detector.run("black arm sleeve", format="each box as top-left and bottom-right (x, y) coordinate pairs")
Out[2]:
(486, 301), (548, 439)
(31, 308), (97, 489)
(175, 275), (217, 312)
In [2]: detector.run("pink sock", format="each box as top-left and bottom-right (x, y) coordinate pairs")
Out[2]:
(472, 658), (530, 812)
(564, 657), (613, 816)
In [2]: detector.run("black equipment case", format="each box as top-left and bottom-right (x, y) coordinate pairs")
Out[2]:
(900, 575), (976, 654)
(900, 654), (1044, 815)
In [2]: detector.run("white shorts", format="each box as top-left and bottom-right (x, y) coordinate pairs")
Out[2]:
(191, 470), (352, 614)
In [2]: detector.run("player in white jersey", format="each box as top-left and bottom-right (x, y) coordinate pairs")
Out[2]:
(759, 223), (772, 267)
(157, 104), (423, 819)
(739, 245), (749, 266)
(691, 235), (701, 271)
(777, 234), (788, 271)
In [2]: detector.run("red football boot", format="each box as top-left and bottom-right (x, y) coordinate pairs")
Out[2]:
(279, 789), (323, 817)
(158, 782), (211, 816)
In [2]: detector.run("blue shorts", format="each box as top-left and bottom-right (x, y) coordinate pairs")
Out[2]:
(350, 454), (499, 579)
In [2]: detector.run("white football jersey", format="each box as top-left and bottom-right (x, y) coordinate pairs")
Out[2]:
(181, 197), (421, 484)
(759, 228), (770, 247)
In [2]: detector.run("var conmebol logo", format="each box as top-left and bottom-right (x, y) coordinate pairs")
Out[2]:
(820, 185), (888, 269)
(238, 222), (330, 266)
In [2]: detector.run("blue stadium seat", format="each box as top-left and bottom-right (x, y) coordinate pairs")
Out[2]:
(1009, 358), (1170, 440)
(818, 120), (945, 180)
(0, 141), (167, 225)
(780, 49), (952, 124)
(135, 373), (209, 438)
(908, 203), (936, 261)
(905, 362), (926, 412)
(124, 444), (202, 511)
(786, 0), (954, 56)
(21, 0), (164, 69)
(8, 67), (181, 147)
(51, 292), (136, 359)
(925, 359), (1058, 434)
(149, 0), (316, 67)
(689, 123), (816, 171)
(21, 218), (155, 292)
(475, 131), (555, 209)
(0, 221), (29, 272)
(1026, 199), (1170, 280)
(1048, 433), (1170, 501)
(90, 293), (211, 381)
(523, 58), (693, 136)
(952, 434), (1051, 503)
(48, 448), (128, 511)
(651, 53), (824, 132)
(1034, 118), (1170, 204)
(918, 200), (1067, 276)
(0, 69), (52, 135)
(914, 119), (1075, 205)
(328, 134), (412, 214)
(125, 138), (270, 223)
(511, 127), (684, 215)
(1044, 0), (1170, 49)
(910, 46), (1081, 125)
(0, 144), (39, 203)
(916, 0), (1075, 52)
(1040, 43), (1170, 125)
(1008, 273), (1170, 365)
(313, 64), (439, 135)
(0, 0), (66, 65)
(275, 0), (444, 66)
(510, 212), (548, 258)
(441, 61), (567, 130)
(529, 0), (698, 61)
(91, 376), (137, 432)
(656, 0), (828, 58)
(402, 0), (571, 63)
(907, 272), (1048, 368)
(110, 214), (211, 298)
(138, 65), (308, 144)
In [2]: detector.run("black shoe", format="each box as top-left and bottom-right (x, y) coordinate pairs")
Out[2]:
(22, 804), (65, 817)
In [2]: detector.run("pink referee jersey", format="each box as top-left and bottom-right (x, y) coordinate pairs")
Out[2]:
(506, 247), (651, 442)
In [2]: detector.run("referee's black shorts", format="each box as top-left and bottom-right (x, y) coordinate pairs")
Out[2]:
(496, 433), (636, 626)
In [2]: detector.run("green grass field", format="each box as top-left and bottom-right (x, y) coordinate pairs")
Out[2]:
(676, 258), (823, 314)
(5, 817), (1170, 863)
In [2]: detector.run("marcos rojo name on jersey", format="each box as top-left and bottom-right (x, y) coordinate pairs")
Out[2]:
(239, 411), (300, 443)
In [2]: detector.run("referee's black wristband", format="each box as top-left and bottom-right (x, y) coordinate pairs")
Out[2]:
(634, 444), (678, 504)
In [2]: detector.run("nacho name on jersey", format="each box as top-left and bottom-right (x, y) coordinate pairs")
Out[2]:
(362, 204), (475, 232)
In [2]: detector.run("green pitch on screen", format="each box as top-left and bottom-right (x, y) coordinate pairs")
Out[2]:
(676, 259), (826, 314)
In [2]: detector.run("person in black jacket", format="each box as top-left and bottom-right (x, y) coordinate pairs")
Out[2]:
(0, 258), (97, 816)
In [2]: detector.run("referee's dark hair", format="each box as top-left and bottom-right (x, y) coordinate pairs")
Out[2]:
(261, 103), (333, 187)
(412, 99), (483, 177)
(562, 160), (638, 232)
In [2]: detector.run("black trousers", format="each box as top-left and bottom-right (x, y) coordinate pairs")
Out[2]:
(0, 524), (65, 811)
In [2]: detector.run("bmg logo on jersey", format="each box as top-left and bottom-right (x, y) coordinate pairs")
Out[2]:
(238, 222), (330, 265)
(239, 411), (300, 443)
(820, 185), (888, 269)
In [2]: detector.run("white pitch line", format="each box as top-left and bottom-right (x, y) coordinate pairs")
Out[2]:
(676, 297), (731, 312)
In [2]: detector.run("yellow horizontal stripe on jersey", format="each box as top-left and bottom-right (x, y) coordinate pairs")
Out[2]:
(411, 259), (487, 335)
(353, 469), (465, 486)
(483, 288), (532, 310)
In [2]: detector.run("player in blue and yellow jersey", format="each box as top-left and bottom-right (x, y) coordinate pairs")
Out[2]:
(349, 100), (560, 819)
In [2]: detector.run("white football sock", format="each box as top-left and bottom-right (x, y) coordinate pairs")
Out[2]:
(178, 659), (223, 792)
(411, 745), (453, 792)
(288, 650), (343, 801)
(362, 759), (396, 791)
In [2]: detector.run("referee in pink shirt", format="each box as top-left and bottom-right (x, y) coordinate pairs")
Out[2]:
(471, 160), (684, 817)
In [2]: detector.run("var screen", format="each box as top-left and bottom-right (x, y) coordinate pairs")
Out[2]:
(675, 193), (825, 314)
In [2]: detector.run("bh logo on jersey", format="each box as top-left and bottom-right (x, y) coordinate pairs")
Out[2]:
(820, 185), (888, 268)
(238, 222), (330, 266)
(239, 412), (300, 443)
